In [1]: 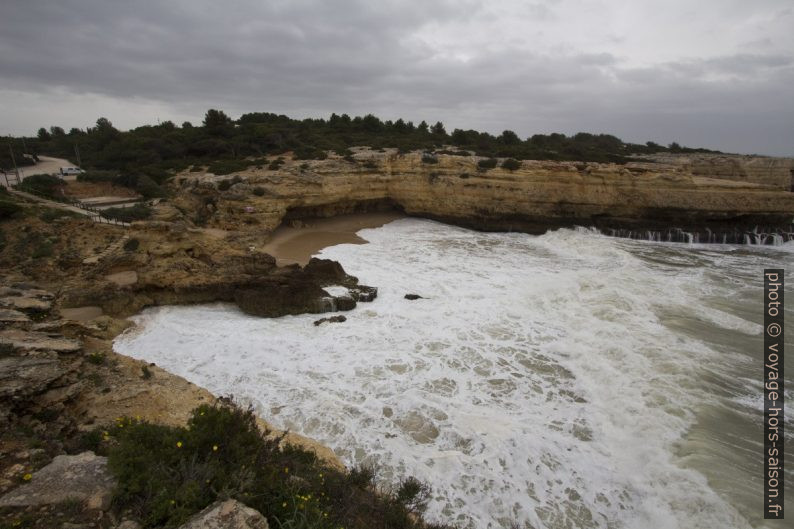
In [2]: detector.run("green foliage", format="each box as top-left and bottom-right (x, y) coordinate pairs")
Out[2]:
(18, 109), (721, 182)
(31, 240), (54, 259)
(477, 158), (498, 170)
(87, 352), (106, 365)
(501, 158), (521, 171)
(76, 170), (118, 183)
(106, 404), (452, 529)
(207, 159), (250, 176)
(15, 174), (65, 200)
(101, 204), (152, 223)
(123, 238), (140, 251)
(421, 154), (439, 164)
(39, 207), (82, 223)
(252, 186), (266, 196)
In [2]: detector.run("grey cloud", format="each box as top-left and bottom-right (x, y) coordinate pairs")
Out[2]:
(0, 0), (792, 155)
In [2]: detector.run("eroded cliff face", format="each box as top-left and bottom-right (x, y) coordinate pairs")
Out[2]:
(170, 149), (794, 243)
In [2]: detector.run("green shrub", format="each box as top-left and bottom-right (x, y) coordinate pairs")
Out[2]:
(39, 208), (82, 223)
(217, 180), (232, 191)
(106, 403), (451, 529)
(123, 238), (140, 251)
(477, 158), (498, 169)
(76, 170), (118, 183)
(87, 352), (106, 365)
(501, 158), (521, 171)
(207, 159), (249, 176)
(362, 160), (378, 170)
(252, 186), (265, 196)
(101, 204), (152, 223)
(421, 154), (438, 164)
(15, 174), (65, 200)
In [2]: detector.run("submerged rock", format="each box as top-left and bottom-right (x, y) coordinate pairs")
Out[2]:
(0, 452), (115, 510)
(178, 499), (269, 529)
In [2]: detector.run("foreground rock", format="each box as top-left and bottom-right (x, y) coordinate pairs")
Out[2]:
(0, 452), (114, 510)
(178, 499), (269, 529)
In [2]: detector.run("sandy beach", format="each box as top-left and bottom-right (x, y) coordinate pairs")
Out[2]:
(261, 211), (405, 266)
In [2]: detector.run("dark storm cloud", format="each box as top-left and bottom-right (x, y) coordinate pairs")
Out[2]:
(0, 0), (792, 155)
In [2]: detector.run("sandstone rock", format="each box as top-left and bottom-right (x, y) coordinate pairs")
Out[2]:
(0, 356), (65, 398)
(0, 308), (30, 324)
(0, 452), (115, 510)
(314, 315), (347, 326)
(0, 296), (52, 313)
(0, 329), (81, 354)
(178, 499), (269, 529)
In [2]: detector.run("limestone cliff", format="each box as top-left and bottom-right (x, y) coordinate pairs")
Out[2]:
(171, 149), (794, 244)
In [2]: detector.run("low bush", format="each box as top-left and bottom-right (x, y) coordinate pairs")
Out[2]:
(76, 170), (119, 183)
(477, 158), (498, 169)
(123, 238), (140, 251)
(501, 158), (521, 171)
(207, 159), (249, 176)
(105, 403), (453, 529)
(421, 154), (439, 164)
(101, 204), (152, 223)
(39, 208), (82, 223)
(252, 186), (266, 196)
(15, 174), (65, 200)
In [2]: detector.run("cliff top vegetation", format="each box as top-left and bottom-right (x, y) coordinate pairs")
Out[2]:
(2, 110), (719, 183)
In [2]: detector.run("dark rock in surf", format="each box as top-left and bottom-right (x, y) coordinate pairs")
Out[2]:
(313, 315), (347, 326)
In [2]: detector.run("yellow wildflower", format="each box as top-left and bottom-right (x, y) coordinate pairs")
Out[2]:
(282, 502), (287, 508)
(22, 473), (32, 481)
(176, 441), (183, 448)
(212, 445), (218, 452)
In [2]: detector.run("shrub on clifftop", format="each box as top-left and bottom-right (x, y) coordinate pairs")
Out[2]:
(105, 403), (453, 529)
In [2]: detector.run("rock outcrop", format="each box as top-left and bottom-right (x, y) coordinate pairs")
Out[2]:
(0, 451), (114, 510)
(178, 499), (269, 529)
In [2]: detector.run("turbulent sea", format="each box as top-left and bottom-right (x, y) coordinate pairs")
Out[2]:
(114, 218), (793, 529)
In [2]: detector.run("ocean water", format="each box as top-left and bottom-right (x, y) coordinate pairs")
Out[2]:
(114, 218), (793, 529)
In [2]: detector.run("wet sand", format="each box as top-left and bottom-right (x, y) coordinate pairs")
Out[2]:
(262, 211), (405, 266)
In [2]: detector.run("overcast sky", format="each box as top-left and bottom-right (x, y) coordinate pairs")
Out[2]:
(1, 0), (792, 155)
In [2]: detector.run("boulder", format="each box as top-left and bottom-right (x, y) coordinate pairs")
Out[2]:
(0, 452), (115, 510)
(0, 356), (65, 399)
(404, 294), (423, 300)
(178, 499), (269, 529)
